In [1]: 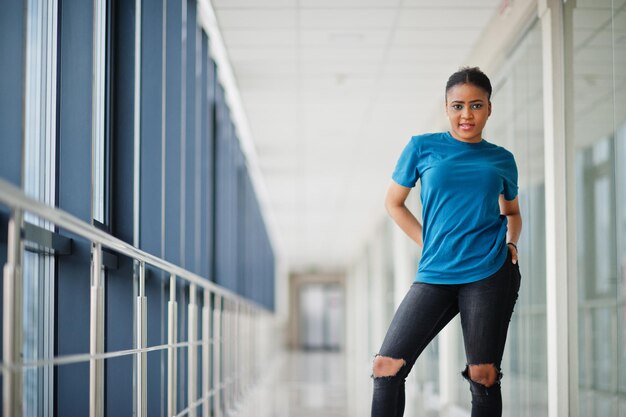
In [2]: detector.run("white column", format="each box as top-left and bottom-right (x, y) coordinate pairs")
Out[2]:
(369, 237), (386, 349)
(391, 219), (414, 308)
(439, 317), (460, 414)
(539, 1), (574, 416)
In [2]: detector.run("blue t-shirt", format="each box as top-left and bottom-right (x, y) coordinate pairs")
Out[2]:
(392, 131), (518, 285)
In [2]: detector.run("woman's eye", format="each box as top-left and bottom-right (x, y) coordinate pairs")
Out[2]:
(452, 104), (463, 110)
(471, 103), (483, 110)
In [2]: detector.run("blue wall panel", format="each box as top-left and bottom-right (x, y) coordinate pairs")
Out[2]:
(164, 0), (182, 267)
(200, 35), (215, 280)
(145, 267), (166, 416)
(105, 257), (134, 417)
(185, 0), (197, 275)
(0, 0), (24, 187)
(140, 0), (167, 411)
(55, 239), (92, 417)
(212, 80), (275, 309)
(214, 84), (233, 290)
(140, 0), (163, 259)
(56, 0), (94, 414)
(106, 0), (137, 413)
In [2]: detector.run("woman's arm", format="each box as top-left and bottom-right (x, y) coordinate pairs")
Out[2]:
(499, 194), (522, 264)
(384, 181), (423, 247)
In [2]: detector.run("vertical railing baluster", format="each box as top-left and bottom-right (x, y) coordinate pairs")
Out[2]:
(202, 289), (211, 417)
(253, 313), (259, 381)
(239, 304), (245, 398)
(188, 283), (198, 417)
(227, 300), (233, 409)
(228, 299), (235, 410)
(89, 242), (104, 417)
(136, 261), (147, 417)
(213, 294), (222, 417)
(168, 273), (178, 416)
(241, 305), (247, 396)
(247, 306), (251, 386)
(222, 299), (229, 412)
(242, 305), (246, 398)
(248, 306), (251, 390)
(233, 301), (241, 404)
(2, 209), (24, 417)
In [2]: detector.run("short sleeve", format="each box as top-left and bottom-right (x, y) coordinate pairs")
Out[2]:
(502, 153), (518, 201)
(391, 137), (421, 188)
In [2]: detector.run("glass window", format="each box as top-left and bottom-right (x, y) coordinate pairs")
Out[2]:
(565, 0), (626, 415)
(22, 0), (58, 415)
(478, 19), (547, 417)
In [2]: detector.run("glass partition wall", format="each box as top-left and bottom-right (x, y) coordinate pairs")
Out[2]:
(565, 0), (626, 416)
(344, 2), (626, 416)
(452, 19), (549, 417)
(491, 21), (548, 417)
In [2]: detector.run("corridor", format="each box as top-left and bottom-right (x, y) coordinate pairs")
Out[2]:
(236, 351), (350, 417)
(1, 0), (626, 416)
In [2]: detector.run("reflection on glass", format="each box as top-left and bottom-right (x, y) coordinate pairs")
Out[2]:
(567, 0), (626, 415)
(448, 19), (548, 416)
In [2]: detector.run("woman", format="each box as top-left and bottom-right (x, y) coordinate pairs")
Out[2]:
(371, 67), (521, 417)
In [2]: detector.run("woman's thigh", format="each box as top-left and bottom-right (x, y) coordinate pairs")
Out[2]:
(458, 250), (521, 367)
(377, 282), (459, 374)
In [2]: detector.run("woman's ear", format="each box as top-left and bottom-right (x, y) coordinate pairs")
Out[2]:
(488, 101), (492, 117)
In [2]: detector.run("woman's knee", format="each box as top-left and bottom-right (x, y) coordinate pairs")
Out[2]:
(372, 355), (406, 378)
(465, 363), (499, 388)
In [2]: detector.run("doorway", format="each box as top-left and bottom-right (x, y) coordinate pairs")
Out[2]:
(298, 283), (344, 350)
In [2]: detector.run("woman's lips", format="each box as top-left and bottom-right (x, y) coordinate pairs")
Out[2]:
(459, 123), (474, 131)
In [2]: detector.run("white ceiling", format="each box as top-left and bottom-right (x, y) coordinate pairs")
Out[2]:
(211, 0), (502, 272)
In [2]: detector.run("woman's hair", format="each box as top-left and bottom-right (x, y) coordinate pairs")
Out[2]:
(445, 66), (492, 101)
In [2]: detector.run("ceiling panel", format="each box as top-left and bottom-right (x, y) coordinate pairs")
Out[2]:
(403, 0), (498, 7)
(298, 46), (387, 61)
(216, 9), (297, 29)
(212, 0), (297, 7)
(213, 0), (502, 272)
(391, 28), (479, 46)
(300, 0), (403, 8)
(227, 46), (297, 62)
(299, 29), (390, 46)
(221, 29), (297, 46)
(299, 9), (398, 29)
(397, 8), (495, 29)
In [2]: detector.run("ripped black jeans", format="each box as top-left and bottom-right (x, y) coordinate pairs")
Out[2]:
(371, 250), (521, 417)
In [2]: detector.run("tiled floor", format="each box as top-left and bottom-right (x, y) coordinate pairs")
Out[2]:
(233, 350), (470, 417)
(234, 350), (355, 417)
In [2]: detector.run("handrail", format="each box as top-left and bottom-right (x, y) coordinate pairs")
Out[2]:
(0, 178), (266, 311)
(0, 177), (275, 417)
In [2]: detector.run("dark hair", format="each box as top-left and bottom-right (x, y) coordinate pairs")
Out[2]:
(445, 66), (492, 101)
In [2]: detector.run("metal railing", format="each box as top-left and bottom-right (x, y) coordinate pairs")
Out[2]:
(0, 178), (275, 417)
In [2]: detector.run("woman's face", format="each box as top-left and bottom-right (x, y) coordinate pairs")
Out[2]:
(445, 83), (491, 143)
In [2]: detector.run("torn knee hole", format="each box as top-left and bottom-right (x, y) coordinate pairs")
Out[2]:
(372, 355), (406, 378)
(464, 364), (500, 388)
